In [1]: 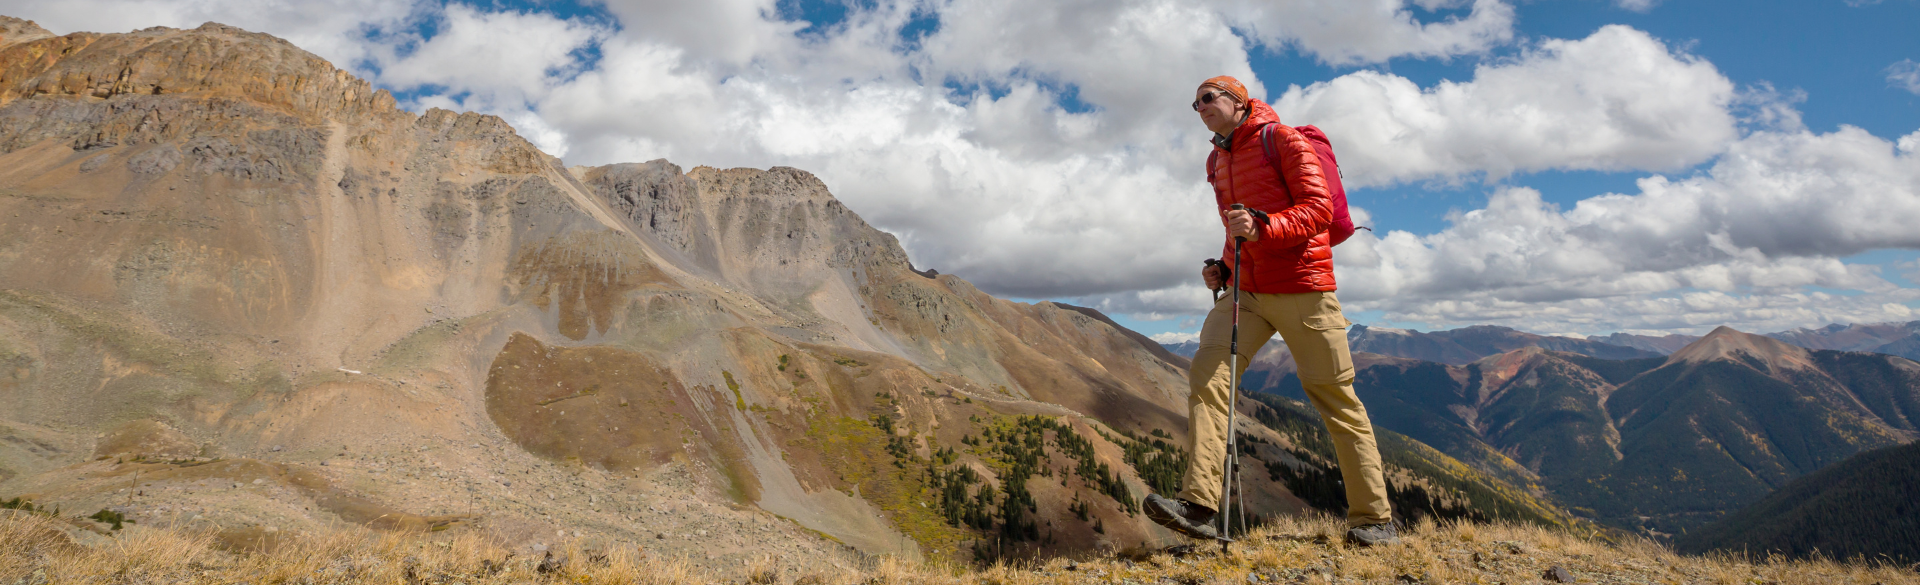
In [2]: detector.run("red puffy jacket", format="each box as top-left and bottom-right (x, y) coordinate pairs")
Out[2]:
(1207, 98), (1336, 294)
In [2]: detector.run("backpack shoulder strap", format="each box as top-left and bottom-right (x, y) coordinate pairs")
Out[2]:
(1258, 123), (1292, 204)
(1260, 123), (1281, 171)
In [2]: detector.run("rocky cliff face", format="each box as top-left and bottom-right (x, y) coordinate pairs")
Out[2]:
(0, 15), (1241, 567)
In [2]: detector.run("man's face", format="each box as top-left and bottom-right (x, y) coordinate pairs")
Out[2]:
(1194, 86), (1243, 136)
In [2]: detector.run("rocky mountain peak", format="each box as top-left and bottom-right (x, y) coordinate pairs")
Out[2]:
(1668, 325), (1816, 371)
(0, 18), (399, 123)
(0, 16), (52, 48)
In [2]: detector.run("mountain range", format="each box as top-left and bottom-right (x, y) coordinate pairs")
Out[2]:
(1165, 321), (1920, 364)
(1234, 326), (1920, 536)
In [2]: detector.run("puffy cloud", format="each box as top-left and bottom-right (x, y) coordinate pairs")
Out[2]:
(1615, 0), (1659, 12)
(1149, 331), (1199, 344)
(1270, 25), (1738, 188)
(1326, 126), (1920, 334)
(372, 5), (607, 105)
(1889, 59), (1920, 95)
(365, 5), (608, 157)
(597, 0), (801, 67)
(1211, 0), (1516, 66)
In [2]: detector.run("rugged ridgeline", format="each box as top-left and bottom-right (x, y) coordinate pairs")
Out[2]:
(1247, 327), (1920, 537)
(1766, 321), (1920, 362)
(1162, 324), (1661, 365)
(1344, 325), (1662, 365)
(1168, 321), (1920, 364)
(1587, 332), (1700, 355)
(0, 17), (1569, 567)
(1677, 441), (1920, 564)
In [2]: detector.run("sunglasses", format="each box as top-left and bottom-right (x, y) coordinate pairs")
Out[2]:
(1192, 90), (1233, 112)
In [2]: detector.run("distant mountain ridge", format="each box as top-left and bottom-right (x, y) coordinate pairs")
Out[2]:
(1158, 324), (1661, 364)
(1161, 321), (1920, 363)
(1585, 332), (1700, 354)
(1229, 326), (1920, 535)
(1766, 321), (1920, 362)
(1348, 324), (1661, 364)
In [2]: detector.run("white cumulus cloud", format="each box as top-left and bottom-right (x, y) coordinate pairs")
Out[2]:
(1889, 59), (1920, 95)
(1211, 0), (1516, 66)
(1325, 126), (1920, 334)
(1270, 25), (1738, 188)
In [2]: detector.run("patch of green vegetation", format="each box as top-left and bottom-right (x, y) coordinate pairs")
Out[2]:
(2, 496), (55, 516)
(1102, 427), (1187, 500)
(777, 354), (789, 371)
(833, 357), (865, 368)
(723, 371), (745, 411)
(1246, 393), (1562, 528)
(0, 291), (223, 385)
(801, 414), (969, 561)
(88, 508), (133, 530)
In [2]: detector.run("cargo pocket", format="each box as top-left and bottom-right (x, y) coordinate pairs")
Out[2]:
(1301, 292), (1351, 331)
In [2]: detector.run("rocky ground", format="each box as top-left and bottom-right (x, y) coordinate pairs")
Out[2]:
(5, 508), (1914, 584)
(2, 445), (872, 580)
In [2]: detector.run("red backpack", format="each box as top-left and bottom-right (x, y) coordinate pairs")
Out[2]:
(1207, 123), (1363, 245)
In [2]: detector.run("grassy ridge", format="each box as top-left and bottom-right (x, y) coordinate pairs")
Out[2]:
(5, 507), (1912, 584)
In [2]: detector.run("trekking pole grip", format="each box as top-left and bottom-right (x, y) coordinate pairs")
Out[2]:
(1230, 203), (1246, 243)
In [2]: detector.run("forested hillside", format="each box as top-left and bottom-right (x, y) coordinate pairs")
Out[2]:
(1679, 441), (1920, 564)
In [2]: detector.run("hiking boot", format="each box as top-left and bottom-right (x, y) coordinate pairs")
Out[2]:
(1345, 523), (1400, 547)
(1144, 494), (1220, 540)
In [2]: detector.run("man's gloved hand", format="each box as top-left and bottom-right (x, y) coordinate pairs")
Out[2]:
(1203, 260), (1229, 291)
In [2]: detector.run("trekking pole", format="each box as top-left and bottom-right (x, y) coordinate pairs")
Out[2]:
(1204, 259), (1224, 303)
(1218, 203), (1246, 549)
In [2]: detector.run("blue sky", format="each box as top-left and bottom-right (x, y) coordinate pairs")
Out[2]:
(7, 0), (1918, 341)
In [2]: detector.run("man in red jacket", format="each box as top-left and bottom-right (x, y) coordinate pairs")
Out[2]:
(1143, 76), (1397, 547)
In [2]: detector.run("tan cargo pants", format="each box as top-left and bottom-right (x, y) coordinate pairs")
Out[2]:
(1178, 290), (1393, 528)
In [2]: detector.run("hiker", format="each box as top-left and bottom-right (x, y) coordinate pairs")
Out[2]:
(1143, 76), (1397, 547)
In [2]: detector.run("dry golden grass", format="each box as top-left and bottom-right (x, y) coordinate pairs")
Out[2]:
(2, 511), (1914, 584)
